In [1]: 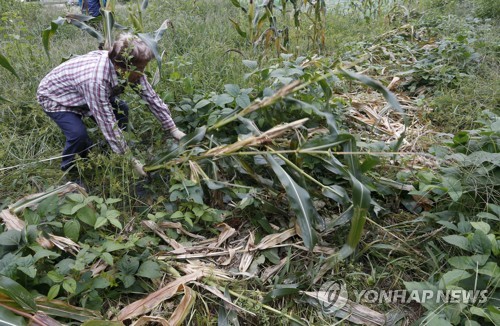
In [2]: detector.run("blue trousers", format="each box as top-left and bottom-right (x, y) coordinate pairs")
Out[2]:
(45, 98), (128, 171)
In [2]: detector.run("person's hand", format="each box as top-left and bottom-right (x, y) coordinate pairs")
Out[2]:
(131, 157), (148, 177)
(170, 127), (186, 141)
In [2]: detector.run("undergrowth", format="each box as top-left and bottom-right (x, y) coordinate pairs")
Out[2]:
(0, 0), (498, 325)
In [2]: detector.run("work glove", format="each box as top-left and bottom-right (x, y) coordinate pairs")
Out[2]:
(131, 157), (148, 177)
(170, 127), (186, 141)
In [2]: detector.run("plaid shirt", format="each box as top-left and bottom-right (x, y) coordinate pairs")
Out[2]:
(37, 50), (175, 154)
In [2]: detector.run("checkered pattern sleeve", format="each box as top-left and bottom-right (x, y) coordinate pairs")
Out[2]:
(82, 81), (129, 154)
(138, 77), (176, 131)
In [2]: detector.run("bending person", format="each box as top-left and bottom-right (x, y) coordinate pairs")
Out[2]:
(37, 33), (185, 177)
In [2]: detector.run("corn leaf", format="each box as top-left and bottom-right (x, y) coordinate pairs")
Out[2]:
(229, 18), (247, 38)
(137, 19), (173, 77)
(101, 10), (115, 50)
(42, 17), (66, 60)
(266, 155), (318, 250)
(36, 298), (102, 322)
(346, 172), (370, 249)
(0, 53), (18, 79)
(67, 19), (104, 44)
(339, 68), (407, 150)
(0, 276), (37, 312)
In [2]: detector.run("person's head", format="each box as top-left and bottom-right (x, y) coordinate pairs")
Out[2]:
(109, 33), (153, 84)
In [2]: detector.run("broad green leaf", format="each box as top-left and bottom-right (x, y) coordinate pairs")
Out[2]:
(104, 198), (121, 204)
(77, 206), (97, 226)
(62, 278), (77, 294)
(442, 235), (470, 251)
(64, 220), (80, 242)
(47, 271), (65, 283)
(242, 60), (257, 69)
(403, 281), (440, 310)
(194, 99), (211, 110)
(0, 53), (19, 79)
(136, 261), (162, 279)
(0, 275), (37, 311)
(37, 195), (59, 217)
(471, 230), (492, 254)
(476, 212), (500, 221)
(236, 94), (251, 108)
(32, 247), (60, 262)
(448, 255), (489, 269)
(121, 274), (136, 288)
(47, 284), (60, 300)
(108, 218), (123, 230)
(215, 94), (234, 107)
(224, 84), (240, 97)
(106, 210), (120, 219)
(17, 264), (37, 278)
(70, 203), (88, 215)
(117, 255), (140, 275)
(487, 203), (500, 217)
(266, 155), (318, 250)
(101, 252), (114, 266)
(0, 230), (21, 246)
(478, 262), (500, 277)
(94, 216), (108, 229)
(439, 269), (472, 287)
(67, 193), (85, 203)
(102, 240), (133, 252)
(442, 177), (463, 202)
(470, 221), (491, 234)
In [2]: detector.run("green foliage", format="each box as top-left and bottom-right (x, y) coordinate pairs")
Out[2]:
(406, 210), (499, 325)
(228, 0), (327, 53)
(0, 0), (499, 324)
(0, 191), (167, 317)
(405, 110), (499, 214)
(474, 0), (500, 18)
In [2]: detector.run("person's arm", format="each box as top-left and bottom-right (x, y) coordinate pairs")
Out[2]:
(136, 77), (185, 139)
(83, 82), (129, 154)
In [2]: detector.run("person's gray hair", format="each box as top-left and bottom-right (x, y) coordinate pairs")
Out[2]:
(109, 33), (154, 69)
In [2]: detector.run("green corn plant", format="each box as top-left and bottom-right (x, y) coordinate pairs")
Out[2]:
(229, 0), (328, 53)
(144, 59), (406, 253)
(229, 0), (288, 53)
(41, 0), (171, 73)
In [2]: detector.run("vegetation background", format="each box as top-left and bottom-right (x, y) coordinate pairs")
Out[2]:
(0, 0), (498, 325)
